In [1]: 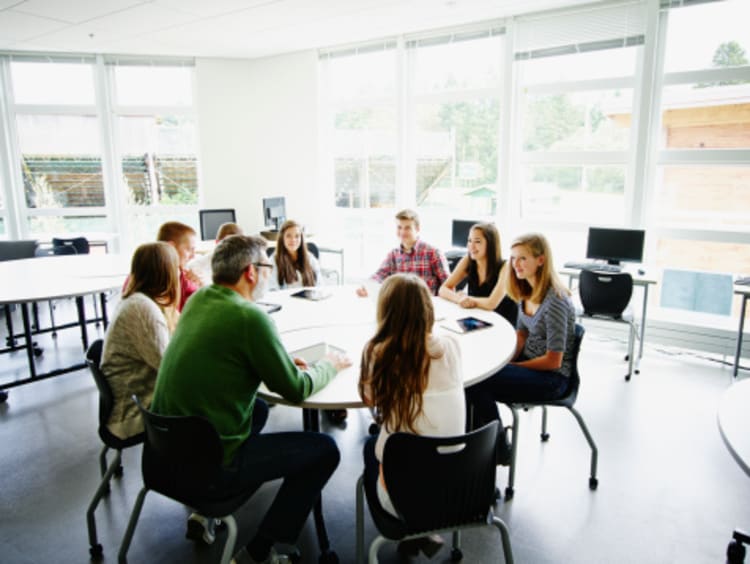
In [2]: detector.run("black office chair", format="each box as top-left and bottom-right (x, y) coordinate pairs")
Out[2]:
(356, 421), (514, 564)
(577, 269), (637, 380)
(52, 236), (90, 255)
(502, 324), (598, 500)
(118, 398), (259, 564)
(85, 340), (145, 559)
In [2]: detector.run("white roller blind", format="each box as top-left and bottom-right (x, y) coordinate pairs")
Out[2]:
(515, 0), (647, 60)
(319, 39), (397, 60)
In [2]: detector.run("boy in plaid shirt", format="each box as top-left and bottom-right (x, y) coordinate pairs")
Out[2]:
(357, 209), (449, 297)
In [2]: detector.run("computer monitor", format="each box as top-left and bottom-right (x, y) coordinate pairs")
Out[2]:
(586, 227), (645, 265)
(451, 219), (477, 248)
(262, 196), (286, 231)
(199, 209), (236, 241)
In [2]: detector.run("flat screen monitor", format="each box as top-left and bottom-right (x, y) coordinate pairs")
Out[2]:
(451, 219), (477, 248)
(199, 209), (236, 241)
(262, 196), (286, 231)
(586, 227), (645, 265)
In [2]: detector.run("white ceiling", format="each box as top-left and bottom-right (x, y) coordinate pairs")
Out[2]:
(0, 0), (599, 60)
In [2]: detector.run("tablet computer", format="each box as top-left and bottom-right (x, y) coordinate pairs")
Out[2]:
(289, 342), (346, 363)
(442, 316), (493, 334)
(291, 288), (331, 301)
(256, 301), (282, 314)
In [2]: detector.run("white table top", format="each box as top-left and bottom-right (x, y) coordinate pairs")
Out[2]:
(718, 378), (750, 478)
(560, 267), (658, 286)
(0, 254), (129, 304)
(257, 285), (517, 409)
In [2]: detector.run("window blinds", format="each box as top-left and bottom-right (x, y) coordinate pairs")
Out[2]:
(514, 0), (647, 60)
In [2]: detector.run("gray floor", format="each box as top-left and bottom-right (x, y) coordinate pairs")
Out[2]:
(1, 303), (748, 564)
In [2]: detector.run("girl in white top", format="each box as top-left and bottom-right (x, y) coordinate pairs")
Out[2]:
(359, 273), (465, 521)
(268, 219), (321, 291)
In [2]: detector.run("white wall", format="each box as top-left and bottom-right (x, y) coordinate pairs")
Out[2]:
(195, 51), (321, 236)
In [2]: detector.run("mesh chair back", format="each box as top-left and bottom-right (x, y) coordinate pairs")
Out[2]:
(0, 240), (38, 261)
(86, 340), (143, 449)
(579, 270), (633, 319)
(382, 421), (499, 533)
(135, 398), (224, 503)
(52, 236), (90, 255)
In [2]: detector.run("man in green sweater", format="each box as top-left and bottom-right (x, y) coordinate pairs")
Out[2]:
(151, 234), (351, 564)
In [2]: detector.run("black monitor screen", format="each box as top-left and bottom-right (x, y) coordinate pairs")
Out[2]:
(262, 196), (286, 230)
(586, 227), (645, 265)
(199, 209), (236, 241)
(452, 219), (477, 248)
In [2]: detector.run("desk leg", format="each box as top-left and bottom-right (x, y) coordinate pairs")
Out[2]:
(99, 292), (109, 329)
(75, 296), (89, 352)
(20, 303), (37, 380)
(638, 285), (649, 361)
(5, 304), (17, 348)
(301, 407), (337, 563)
(733, 296), (747, 378)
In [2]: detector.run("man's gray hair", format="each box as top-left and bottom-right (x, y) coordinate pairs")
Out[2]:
(211, 235), (267, 285)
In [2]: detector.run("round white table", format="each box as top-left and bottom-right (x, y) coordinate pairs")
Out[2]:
(0, 254), (128, 398)
(257, 285), (517, 409)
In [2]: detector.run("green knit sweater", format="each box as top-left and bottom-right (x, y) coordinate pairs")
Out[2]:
(151, 284), (336, 465)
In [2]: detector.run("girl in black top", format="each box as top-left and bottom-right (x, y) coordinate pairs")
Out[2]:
(438, 222), (517, 327)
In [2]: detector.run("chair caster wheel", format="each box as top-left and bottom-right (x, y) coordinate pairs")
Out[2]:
(318, 549), (338, 564)
(450, 547), (463, 561)
(89, 543), (103, 559)
(635, 369), (640, 375)
(625, 374), (631, 381)
(114, 464), (124, 478)
(504, 487), (514, 500)
(368, 422), (380, 435)
(727, 539), (746, 563)
(0, 390), (7, 403)
(589, 477), (599, 490)
(33, 346), (44, 357)
(541, 432), (550, 442)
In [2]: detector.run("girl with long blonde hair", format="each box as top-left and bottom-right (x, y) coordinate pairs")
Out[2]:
(466, 233), (576, 465)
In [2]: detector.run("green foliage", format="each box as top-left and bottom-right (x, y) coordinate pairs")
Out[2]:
(697, 40), (749, 87)
(524, 94), (583, 151)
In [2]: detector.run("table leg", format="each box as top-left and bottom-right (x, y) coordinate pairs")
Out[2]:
(733, 296), (747, 378)
(5, 304), (17, 348)
(20, 303), (37, 380)
(75, 296), (89, 351)
(99, 292), (109, 329)
(638, 284), (649, 361)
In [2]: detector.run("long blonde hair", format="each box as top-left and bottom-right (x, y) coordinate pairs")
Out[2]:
(359, 274), (438, 433)
(505, 233), (569, 304)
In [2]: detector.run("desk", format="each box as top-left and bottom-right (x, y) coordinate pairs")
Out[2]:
(0, 254), (128, 401)
(561, 268), (658, 361)
(717, 378), (750, 561)
(732, 285), (750, 378)
(257, 285), (516, 561)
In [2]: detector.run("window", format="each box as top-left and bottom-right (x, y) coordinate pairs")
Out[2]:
(321, 44), (398, 210)
(651, 0), (750, 318)
(409, 30), (504, 216)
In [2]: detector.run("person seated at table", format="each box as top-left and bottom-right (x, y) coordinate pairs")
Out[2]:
(356, 209), (449, 298)
(465, 232), (576, 465)
(269, 219), (321, 291)
(187, 222), (244, 286)
(151, 234), (351, 564)
(104, 242), (219, 545)
(359, 273), (464, 559)
(156, 221), (202, 311)
(438, 222), (517, 327)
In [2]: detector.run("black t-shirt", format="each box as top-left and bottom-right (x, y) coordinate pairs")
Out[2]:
(467, 259), (518, 327)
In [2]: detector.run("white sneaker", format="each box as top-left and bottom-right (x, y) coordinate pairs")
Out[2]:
(185, 512), (216, 545)
(231, 547), (291, 564)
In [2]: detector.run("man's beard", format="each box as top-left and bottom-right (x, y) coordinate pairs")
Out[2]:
(252, 274), (269, 301)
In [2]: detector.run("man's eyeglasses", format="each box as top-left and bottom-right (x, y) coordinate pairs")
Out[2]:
(252, 262), (273, 269)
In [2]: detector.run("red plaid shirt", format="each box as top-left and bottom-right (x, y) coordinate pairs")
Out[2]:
(371, 239), (449, 295)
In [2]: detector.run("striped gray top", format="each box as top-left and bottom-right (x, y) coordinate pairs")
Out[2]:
(517, 287), (576, 378)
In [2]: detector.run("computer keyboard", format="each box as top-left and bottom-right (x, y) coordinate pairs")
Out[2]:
(736, 277), (750, 286)
(564, 261), (622, 273)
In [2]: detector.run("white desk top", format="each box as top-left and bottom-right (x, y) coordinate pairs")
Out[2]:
(734, 284), (750, 297)
(560, 267), (658, 286)
(717, 378), (750, 478)
(257, 285), (516, 409)
(0, 254), (128, 304)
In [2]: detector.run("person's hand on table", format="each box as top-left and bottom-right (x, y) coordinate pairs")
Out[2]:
(325, 351), (352, 372)
(184, 268), (203, 286)
(356, 285), (368, 297)
(293, 357), (309, 370)
(458, 295), (477, 308)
